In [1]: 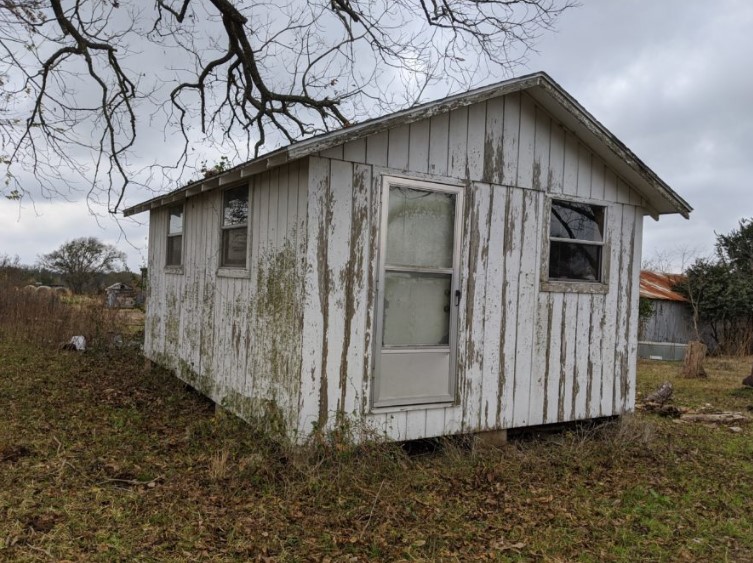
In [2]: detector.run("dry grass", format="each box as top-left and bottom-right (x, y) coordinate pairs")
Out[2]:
(637, 355), (753, 410)
(0, 285), (131, 349)
(1, 340), (752, 560)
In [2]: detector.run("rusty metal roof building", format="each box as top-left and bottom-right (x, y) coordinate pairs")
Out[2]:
(639, 271), (687, 302)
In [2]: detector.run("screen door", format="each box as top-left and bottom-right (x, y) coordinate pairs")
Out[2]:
(373, 177), (464, 408)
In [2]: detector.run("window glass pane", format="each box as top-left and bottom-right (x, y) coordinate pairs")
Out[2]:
(550, 201), (604, 242)
(383, 272), (451, 347)
(168, 206), (183, 234)
(166, 235), (182, 266)
(223, 187), (248, 227)
(549, 241), (601, 281)
(386, 186), (455, 268)
(222, 227), (247, 267)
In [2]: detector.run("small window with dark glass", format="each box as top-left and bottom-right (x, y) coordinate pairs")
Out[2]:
(221, 186), (249, 268)
(166, 205), (183, 267)
(549, 199), (605, 282)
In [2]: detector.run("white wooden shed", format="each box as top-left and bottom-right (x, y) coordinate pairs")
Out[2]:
(124, 72), (692, 443)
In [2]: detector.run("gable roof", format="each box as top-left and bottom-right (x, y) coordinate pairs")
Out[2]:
(640, 271), (688, 302)
(124, 72), (692, 219)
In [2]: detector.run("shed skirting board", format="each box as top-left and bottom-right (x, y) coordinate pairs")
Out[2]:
(142, 88), (648, 444)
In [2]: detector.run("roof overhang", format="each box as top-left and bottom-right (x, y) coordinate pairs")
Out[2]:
(124, 72), (692, 219)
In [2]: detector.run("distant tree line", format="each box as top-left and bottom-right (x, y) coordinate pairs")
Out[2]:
(0, 237), (136, 294)
(675, 219), (753, 355)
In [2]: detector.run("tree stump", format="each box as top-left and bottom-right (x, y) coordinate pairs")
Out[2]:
(681, 340), (707, 378)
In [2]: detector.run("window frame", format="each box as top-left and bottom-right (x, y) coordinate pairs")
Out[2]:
(219, 185), (250, 271)
(165, 204), (184, 270)
(540, 196), (610, 294)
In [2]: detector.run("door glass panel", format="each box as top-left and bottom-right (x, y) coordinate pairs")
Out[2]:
(383, 272), (451, 347)
(386, 186), (455, 268)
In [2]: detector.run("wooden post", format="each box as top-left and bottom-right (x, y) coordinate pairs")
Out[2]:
(681, 340), (707, 378)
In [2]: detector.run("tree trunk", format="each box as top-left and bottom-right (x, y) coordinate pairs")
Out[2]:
(681, 340), (707, 378)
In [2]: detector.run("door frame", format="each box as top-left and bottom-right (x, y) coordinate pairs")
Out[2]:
(371, 175), (465, 409)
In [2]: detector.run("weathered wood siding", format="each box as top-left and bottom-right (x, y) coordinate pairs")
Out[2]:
(300, 91), (645, 440)
(145, 160), (309, 434)
(639, 300), (694, 344)
(145, 90), (646, 442)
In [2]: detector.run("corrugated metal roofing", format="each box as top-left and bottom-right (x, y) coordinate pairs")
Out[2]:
(640, 271), (687, 302)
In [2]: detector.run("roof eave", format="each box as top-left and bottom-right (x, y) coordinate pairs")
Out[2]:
(529, 77), (692, 219)
(124, 71), (692, 220)
(123, 73), (548, 217)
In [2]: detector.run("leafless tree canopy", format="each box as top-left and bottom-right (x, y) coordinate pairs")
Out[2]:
(1, 0), (574, 212)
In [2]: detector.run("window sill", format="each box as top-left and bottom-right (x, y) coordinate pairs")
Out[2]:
(369, 401), (455, 415)
(540, 280), (608, 294)
(217, 267), (250, 279)
(165, 266), (184, 275)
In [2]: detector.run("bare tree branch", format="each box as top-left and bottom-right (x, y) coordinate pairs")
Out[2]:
(0, 0), (576, 212)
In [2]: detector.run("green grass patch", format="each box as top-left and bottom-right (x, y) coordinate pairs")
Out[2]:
(1, 343), (752, 561)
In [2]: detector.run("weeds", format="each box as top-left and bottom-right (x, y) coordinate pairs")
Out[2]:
(209, 447), (230, 481)
(1, 341), (752, 560)
(0, 283), (131, 349)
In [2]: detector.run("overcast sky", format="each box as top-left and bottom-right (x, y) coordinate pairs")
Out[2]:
(1, 0), (751, 272)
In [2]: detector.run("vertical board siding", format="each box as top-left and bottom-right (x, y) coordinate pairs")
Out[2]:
(466, 102), (487, 182)
(512, 190), (541, 427)
(548, 123), (566, 194)
(146, 161), (308, 438)
(459, 182), (492, 430)
(299, 157), (375, 437)
(562, 131), (579, 197)
(448, 107), (469, 178)
(517, 93), (536, 190)
(324, 160), (354, 426)
(532, 104), (551, 192)
(640, 301), (695, 344)
(387, 124), (410, 170)
(480, 185), (508, 429)
(145, 90), (645, 444)
(299, 157), (330, 436)
(428, 113), (450, 176)
(483, 97), (504, 185)
(408, 120), (430, 173)
(600, 203), (622, 416)
(626, 212), (644, 412)
(298, 91), (645, 442)
(615, 204), (637, 412)
(499, 187), (524, 427)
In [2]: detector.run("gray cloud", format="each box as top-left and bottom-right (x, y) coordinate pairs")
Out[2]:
(526, 0), (753, 268)
(2, 1), (750, 274)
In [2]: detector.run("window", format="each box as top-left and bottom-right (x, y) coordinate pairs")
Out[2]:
(221, 186), (249, 268)
(548, 199), (605, 282)
(166, 205), (183, 266)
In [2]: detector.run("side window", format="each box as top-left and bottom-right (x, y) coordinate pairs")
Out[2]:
(548, 199), (605, 282)
(221, 186), (249, 268)
(166, 205), (183, 266)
